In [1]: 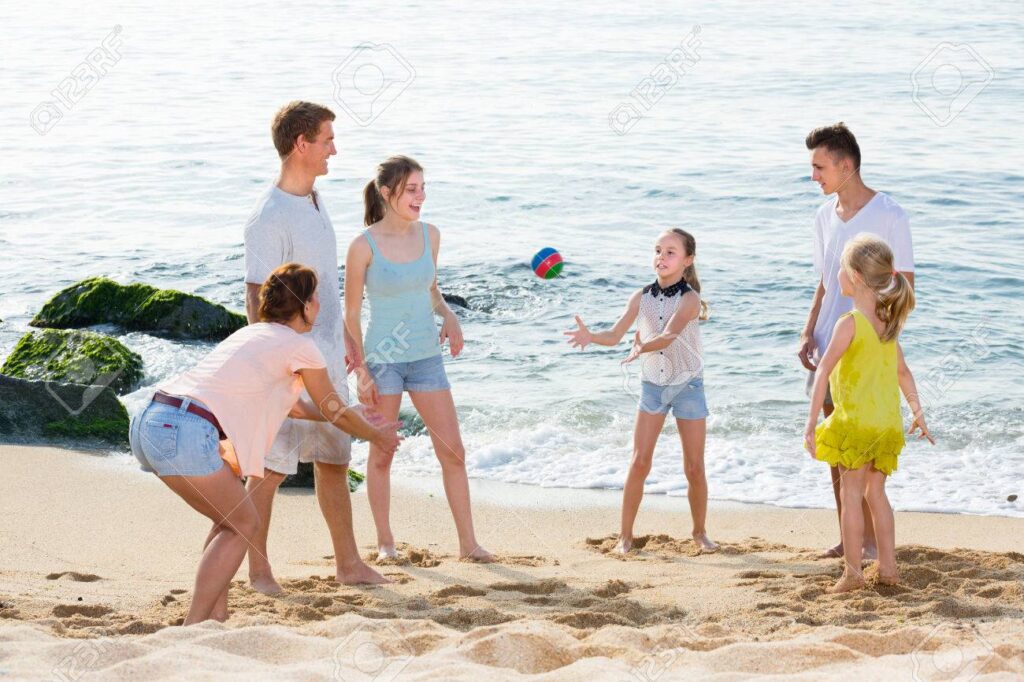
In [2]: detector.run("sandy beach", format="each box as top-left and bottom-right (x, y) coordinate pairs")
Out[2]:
(1, 443), (1022, 681)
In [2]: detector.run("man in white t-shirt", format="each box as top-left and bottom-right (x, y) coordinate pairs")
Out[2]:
(243, 101), (386, 588)
(797, 123), (915, 560)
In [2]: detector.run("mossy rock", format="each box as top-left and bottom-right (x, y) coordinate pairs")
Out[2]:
(1, 329), (142, 395)
(279, 461), (367, 492)
(30, 277), (246, 340)
(0, 374), (129, 447)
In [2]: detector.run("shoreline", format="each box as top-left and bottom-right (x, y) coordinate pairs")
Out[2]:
(10, 438), (1023, 520)
(2, 443), (1022, 679)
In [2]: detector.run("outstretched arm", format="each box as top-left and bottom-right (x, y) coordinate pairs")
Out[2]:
(897, 342), (935, 444)
(298, 367), (402, 454)
(803, 315), (855, 456)
(564, 290), (642, 349)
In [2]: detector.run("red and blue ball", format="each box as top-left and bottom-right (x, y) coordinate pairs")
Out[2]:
(532, 247), (563, 279)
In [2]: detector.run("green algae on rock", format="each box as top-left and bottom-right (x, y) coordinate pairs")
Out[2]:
(279, 461), (367, 492)
(1, 329), (143, 395)
(0, 374), (129, 447)
(30, 277), (246, 340)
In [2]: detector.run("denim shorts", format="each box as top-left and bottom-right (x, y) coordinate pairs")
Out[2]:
(129, 396), (225, 477)
(367, 354), (450, 395)
(639, 376), (709, 420)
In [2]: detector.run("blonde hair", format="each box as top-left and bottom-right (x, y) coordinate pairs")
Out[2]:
(840, 234), (914, 342)
(664, 228), (709, 320)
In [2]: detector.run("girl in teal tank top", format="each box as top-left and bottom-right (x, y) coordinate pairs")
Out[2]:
(344, 155), (494, 564)
(362, 220), (442, 362)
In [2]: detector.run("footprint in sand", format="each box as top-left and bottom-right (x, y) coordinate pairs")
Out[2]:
(721, 544), (1024, 633)
(593, 579), (631, 598)
(433, 584), (488, 599)
(367, 544), (443, 568)
(488, 579), (567, 595)
(46, 571), (102, 582)
(52, 604), (112, 618)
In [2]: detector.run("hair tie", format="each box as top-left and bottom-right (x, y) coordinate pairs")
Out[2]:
(892, 270), (898, 278)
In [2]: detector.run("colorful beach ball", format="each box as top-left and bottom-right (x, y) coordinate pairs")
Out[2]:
(532, 247), (564, 279)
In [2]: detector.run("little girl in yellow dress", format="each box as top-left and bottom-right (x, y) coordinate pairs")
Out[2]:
(804, 234), (935, 593)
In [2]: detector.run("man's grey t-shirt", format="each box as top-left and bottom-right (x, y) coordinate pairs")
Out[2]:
(244, 184), (350, 465)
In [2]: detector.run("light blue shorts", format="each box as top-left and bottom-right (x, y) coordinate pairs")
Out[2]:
(367, 354), (450, 395)
(639, 377), (709, 420)
(129, 396), (225, 477)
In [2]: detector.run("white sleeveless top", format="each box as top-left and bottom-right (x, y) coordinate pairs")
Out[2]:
(637, 281), (703, 386)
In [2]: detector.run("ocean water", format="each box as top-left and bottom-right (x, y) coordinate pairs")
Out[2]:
(1, 1), (1022, 517)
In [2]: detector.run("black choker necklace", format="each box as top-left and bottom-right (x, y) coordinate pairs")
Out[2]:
(643, 277), (690, 298)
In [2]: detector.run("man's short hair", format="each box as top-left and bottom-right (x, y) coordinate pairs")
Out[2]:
(271, 101), (336, 159)
(805, 122), (861, 170)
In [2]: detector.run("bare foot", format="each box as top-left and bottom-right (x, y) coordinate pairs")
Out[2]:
(693, 533), (719, 553)
(877, 568), (899, 586)
(829, 571), (866, 594)
(376, 545), (400, 561)
(460, 546), (496, 563)
(249, 574), (283, 596)
(818, 543), (844, 559)
(337, 561), (390, 585)
(210, 609), (230, 622)
(862, 545), (878, 561)
(614, 537), (633, 554)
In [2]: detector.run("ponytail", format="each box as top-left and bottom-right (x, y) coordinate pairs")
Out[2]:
(876, 271), (915, 342)
(363, 180), (386, 226)
(363, 155), (424, 227)
(669, 228), (709, 320)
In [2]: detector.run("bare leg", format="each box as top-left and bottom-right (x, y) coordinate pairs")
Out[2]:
(159, 464), (260, 624)
(678, 417), (717, 552)
(200, 523), (229, 620)
(831, 465), (868, 593)
(245, 468), (286, 594)
(366, 394), (403, 559)
(313, 461), (388, 584)
(861, 497), (878, 561)
(409, 389), (492, 562)
(864, 466), (897, 583)
(617, 410), (667, 554)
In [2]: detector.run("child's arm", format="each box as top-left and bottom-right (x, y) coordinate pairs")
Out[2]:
(897, 342), (936, 444)
(623, 290), (701, 362)
(564, 291), (641, 349)
(803, 315), (855, 457)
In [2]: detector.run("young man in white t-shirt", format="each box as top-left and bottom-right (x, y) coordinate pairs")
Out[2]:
(243, 102), (387, 588)
(797, 123), (915, 560)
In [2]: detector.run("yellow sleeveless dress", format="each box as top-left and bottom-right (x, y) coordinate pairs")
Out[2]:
(815, 309), (905, 474)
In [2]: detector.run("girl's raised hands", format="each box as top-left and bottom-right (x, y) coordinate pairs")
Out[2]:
(564, 315), (592, 349)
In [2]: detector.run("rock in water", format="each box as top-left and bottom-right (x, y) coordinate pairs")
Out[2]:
(278, 461), (367, 492)
(30, 277), (246, 340)
(442, 293), (469, 309)
(1, 329), (143, 395)
(1009, 494), (1019, 502)
(0, 374), (129, 447)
